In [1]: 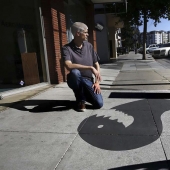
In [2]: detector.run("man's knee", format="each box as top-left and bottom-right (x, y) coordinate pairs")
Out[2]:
(94, 100), (103, 109)
(67, 69), (82, 90)
(70, 69), (81, 77)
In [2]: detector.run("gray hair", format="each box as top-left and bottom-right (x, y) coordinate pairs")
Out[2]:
(71, 22), (88, 36)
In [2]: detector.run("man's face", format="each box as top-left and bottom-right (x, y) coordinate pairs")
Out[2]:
(80, 29), (89, 41)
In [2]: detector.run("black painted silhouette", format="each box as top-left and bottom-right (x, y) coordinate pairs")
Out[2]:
(78, 99), (169, 151)
(108, 160), (170, 170)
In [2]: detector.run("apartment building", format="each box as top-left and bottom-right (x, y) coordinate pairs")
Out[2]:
(168, 31), (170, 42)
(161, 31), (168, 44)
(147, 31), (162, 45)
(140, 30), (170, 46)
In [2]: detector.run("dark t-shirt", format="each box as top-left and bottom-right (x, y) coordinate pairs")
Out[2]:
(62, 40), (99, 78)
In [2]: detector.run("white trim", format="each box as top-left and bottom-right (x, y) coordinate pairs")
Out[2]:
(39, 7), (51, 84)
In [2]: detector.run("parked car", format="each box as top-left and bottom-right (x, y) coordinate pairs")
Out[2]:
(150, 44), (164, 54)
(152, 43), (170, 58)
(137, 47), (143, 54)
(137, 44), (159, 54)
(146, 44), (159, 53)
(137, 47), (149, 54)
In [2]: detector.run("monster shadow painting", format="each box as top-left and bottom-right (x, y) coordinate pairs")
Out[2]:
(78, 99), (170, 151)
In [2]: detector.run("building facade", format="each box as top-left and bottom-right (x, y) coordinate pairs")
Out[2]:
(147, 31), (162, 45)
(0, 0), (96, 93)
(161, 31), (168, 44)
(140, 30), (170, 46)
(94, 4), (124, 62)
(168, 31), (170, 42)
(167, 31), (170, 42)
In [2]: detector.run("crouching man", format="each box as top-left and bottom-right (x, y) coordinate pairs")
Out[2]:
(62, 22), (103, 111)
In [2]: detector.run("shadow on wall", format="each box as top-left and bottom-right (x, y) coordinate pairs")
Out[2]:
(78, 97), (170, 151)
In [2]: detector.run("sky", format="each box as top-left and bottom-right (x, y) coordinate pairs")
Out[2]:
(138, 18), (170, 32)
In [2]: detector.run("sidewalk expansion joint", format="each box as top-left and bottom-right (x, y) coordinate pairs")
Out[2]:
(78, 133), (159, 136)
(147, 99), (169, 161)
(0, 130), (77, 134)
(54, 133), (78, 170)
(54, 113), (91, 170)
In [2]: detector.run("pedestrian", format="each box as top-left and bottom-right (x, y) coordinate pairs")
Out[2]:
(62, 22), (103, 112)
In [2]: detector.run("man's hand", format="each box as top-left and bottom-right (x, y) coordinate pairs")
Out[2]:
(92, 82), (101, 94)
(91, 67), (101, 82)
(64, 61), (102, 82)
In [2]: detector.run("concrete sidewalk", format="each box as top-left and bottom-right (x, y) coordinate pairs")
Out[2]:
(1, 52), (170, 170)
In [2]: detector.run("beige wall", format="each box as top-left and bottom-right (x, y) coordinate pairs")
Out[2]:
(107, 15), (124, 59)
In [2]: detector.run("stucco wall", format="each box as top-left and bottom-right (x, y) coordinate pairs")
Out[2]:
(94, 14), (109, 63)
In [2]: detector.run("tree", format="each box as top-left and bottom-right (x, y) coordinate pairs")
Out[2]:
(120, 0), (170, 59)
(121, 23), (140, 52)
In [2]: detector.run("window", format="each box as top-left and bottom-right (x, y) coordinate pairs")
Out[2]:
(0, 0), (47, 92)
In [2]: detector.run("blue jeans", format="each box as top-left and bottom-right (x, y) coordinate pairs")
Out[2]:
(67, 69), (103, 109)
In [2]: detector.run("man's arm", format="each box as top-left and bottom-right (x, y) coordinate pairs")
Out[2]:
(93, 62), (101, 82)
(65, 60), (101, 80)
(92, 61), (101, 94)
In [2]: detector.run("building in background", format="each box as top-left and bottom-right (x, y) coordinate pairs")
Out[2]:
(168, 31), (170, 42)
(147, 31), (162, 45)
(161, 31), (168, 44)
(140, 30), (170, 46)
(94, 4), (124, 63)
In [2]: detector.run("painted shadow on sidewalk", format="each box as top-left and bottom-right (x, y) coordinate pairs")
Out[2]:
(109, 92), (170, 98)
(108, 160), (170, 170)
(78, 98), (170, 151)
